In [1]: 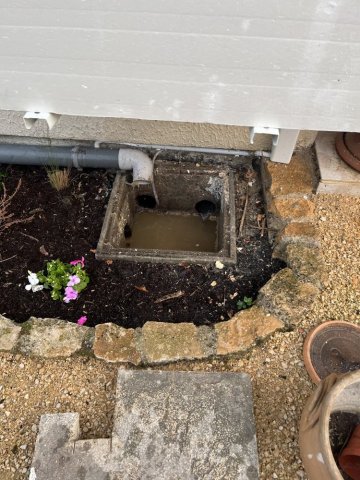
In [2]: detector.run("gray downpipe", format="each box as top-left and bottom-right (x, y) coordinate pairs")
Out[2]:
(0, 144), (153, 184)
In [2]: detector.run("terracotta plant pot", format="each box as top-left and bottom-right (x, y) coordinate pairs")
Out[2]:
(303, 321), (360, 384)
(300, 370), (360, 480)
(339, 424), (360, 479)
(335, 132), (360, 172)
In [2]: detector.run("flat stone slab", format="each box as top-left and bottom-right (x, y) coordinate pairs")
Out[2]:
(0, 314), (21, 351)
(18, 317), (92, 358)
(140, 321), (213, 363)
(316, 132), (360, 196)
(31, 370), (259, 480)
(257, 268), (319, 324)
(215, 306), (284, 355)
(94, 323), (141, 365)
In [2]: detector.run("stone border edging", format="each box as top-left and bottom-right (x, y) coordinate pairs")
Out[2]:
(0, 151), (323, 365)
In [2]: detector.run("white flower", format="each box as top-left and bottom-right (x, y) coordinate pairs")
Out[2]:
(25, 271), (43, 292)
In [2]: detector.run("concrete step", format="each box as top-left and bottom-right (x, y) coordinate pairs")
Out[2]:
(30, 370), (259, 480)
(316, 132), (360, 196)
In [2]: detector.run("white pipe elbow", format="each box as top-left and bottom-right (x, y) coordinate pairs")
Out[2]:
(118, 148), (153, 184)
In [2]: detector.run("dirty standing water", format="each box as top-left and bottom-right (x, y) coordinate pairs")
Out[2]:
(125, 211), (218, 252)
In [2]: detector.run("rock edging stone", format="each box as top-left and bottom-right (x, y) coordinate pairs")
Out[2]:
(0, 307), (284, 365)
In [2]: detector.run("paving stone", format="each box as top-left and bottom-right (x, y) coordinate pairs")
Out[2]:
(112, 370), (259, 479)
(30, 370), (259, 479)
(18, 317), (92, 358)
(30, 413), (111, 480)
(0, 314), (21, 351)
(93, 323), (141, 365)
(257, 268), (319, 325)
(285, 244), (324, 287)
(263, 152), (315, 197)
(215, 306), (284, 355)
(268, 197), (315, 220)
(140, 321), (213, 363)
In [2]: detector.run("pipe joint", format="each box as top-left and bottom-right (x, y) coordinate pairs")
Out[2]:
(118, 148), (153, 185)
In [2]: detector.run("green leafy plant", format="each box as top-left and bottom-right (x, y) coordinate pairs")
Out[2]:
(236, 296), (253, 311)
(29, 257), (89, 301)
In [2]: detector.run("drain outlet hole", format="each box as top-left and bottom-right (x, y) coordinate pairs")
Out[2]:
(125, 173), (133, 184)
(195, 200), (216, 220)
(124, 224), (132, 239)
(136, 195), (157, 209)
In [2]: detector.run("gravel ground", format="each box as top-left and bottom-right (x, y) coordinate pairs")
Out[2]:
(0, 193), (359, 480)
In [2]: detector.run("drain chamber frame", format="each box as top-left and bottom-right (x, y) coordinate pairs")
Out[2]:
(96, 161), (237, 265)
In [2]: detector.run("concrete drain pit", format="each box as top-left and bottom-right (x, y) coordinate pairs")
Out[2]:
(96, 161), (236, 264)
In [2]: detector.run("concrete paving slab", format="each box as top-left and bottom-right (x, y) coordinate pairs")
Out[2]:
(316, 132), (360, 196)
(30, 370), (259, 480)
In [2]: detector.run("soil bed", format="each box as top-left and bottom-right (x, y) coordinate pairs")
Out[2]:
(0, 164), (283, 328)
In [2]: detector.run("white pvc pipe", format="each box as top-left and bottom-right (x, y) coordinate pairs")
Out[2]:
(118, 148), (153, 185)
(118, 142), (272, 158)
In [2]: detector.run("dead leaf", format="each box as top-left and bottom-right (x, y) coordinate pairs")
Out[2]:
(134, 285), (148, 293)
(39, 245), (49, 256)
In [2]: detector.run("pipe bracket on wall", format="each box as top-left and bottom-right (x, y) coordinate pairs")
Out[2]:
(250, 126), (299, 164)
(23, 112), (60, 130)
(270, 129), (300, 164)
(249, 126), (279, 146)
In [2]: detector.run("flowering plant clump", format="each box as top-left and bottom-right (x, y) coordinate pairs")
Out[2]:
(26, 257), (89, 302)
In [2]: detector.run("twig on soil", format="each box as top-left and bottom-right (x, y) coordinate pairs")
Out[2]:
(0, 254), (16, 263)
(190, 286), (201, 297)
(256, 214), (267, 238)
(0, 179), (34, 234)
(28, 208), (44, 215)
(154, 290), (184, 303)
(20, 232), (39, 242)
(260, 216), (266, 237)
(238, 187), (249, 238)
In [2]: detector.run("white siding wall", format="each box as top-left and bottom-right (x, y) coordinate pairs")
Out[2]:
(0, 0), (359, 131)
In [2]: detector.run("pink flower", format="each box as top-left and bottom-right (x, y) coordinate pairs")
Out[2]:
(63, 286), (78, 303)
(67, 275), (80, 287)
(77, 316), (87, 326)
(70, 256), (85, 268)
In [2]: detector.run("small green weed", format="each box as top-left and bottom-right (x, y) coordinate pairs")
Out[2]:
(236, 296), (253, 310)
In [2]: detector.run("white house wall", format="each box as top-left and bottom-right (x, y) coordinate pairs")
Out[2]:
(0, 0), (359, 132)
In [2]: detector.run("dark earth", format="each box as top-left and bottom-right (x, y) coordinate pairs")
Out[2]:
(0, 162), (284, 328)
(330, 411), (360, 480)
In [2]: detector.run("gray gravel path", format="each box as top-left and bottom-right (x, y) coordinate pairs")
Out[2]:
(0, 193), (359, 479)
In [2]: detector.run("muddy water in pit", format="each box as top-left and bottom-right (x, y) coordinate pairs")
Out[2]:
(125, 211), (218, 252)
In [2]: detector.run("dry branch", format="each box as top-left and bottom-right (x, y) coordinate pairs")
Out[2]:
(0, 179), (34, 234)
(238, 187), (249, 238)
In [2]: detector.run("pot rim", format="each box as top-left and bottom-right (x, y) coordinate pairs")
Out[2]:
(303, 321), (360, 384)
